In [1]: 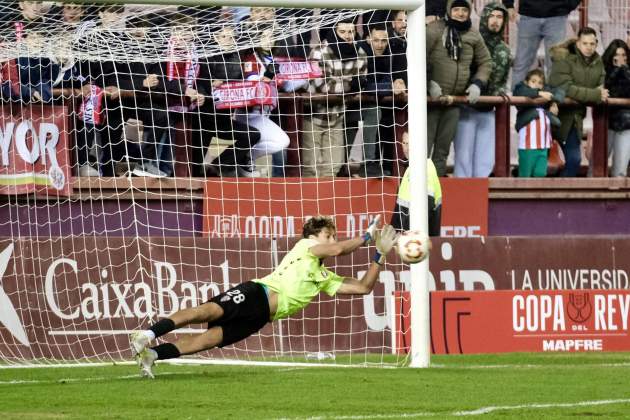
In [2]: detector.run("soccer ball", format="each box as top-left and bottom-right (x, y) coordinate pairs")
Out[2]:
(396, 230), (431, 264)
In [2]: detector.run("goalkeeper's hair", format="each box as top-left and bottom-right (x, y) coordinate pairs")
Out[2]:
(302, 216), (336, 238)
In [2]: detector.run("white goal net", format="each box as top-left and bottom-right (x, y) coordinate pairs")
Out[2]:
(0, 1), (413, 367)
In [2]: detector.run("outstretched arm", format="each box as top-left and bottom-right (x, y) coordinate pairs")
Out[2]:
(336, 263), (381, 295)
(309, 236), (365, 258)
(336, 225), (399, 295)
(309, 215), (382, 259)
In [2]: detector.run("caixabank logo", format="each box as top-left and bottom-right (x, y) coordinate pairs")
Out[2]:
(0, 244), (30, 347)
(429, 290), (630, 354)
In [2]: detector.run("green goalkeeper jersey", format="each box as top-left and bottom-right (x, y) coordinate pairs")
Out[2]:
(254, 238), (344, 320)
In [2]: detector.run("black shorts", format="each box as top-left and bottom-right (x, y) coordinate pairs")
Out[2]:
(207, 281), (270, 347)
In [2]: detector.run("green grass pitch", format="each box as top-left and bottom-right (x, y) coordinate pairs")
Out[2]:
(1, 352), (630, 419)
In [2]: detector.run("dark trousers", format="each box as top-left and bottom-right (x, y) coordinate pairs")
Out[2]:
(427, 106), (460, 177)
(100, 104), (171, 176)
(559, 126), (581, 177)
(191, 108), (261, 173)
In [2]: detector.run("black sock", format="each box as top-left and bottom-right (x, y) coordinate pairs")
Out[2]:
(152, 343), (181, 360)
(149, 318), (176, 338)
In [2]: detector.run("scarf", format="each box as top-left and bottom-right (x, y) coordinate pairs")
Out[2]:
(167, 38), (199, 88)
(443, 16), (471, 61)
(167, 38), (200, 111)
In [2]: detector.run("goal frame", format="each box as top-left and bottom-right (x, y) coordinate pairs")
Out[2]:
(56, 0), (430, 368)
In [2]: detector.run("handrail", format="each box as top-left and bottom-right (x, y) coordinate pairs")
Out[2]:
(2, 92), (625, 177)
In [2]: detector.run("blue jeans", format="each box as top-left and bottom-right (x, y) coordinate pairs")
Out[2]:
(560, 127), (581, 177)
(156, 129), (174, 176)
(511, 15), (568, 90)
(453, 107), (495, 177)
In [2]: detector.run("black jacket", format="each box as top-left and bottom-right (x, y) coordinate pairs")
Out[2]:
(197, 51), (243, 113)
(606, 65), (630, 131)
(358, 40), (403, 96)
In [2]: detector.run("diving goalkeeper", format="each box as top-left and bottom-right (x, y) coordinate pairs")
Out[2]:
(130, 215), (398, 378)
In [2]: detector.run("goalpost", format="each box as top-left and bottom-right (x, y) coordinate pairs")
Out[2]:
(0, 0), (429, 368)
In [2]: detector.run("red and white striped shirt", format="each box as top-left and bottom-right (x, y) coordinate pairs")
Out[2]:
(518, 109), (552, 150)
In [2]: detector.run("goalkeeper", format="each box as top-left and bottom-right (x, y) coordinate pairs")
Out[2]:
(130, 215), (398, 378)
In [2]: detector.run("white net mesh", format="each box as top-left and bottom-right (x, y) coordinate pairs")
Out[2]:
(0, 2), (411, 367)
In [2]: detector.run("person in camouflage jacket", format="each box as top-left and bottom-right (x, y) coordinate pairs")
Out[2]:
(453, 2), (511, 177)
(303, 19), (368, 177)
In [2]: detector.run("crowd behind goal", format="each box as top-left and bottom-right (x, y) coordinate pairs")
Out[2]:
(2, 1), (630, 179)
(0, 2), (410, 179)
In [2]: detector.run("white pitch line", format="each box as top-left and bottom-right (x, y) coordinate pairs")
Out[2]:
(454, 398), (630, 416)
(430, 362), (630, 369)
(0, 371), (196, 386)
(278, 398), (630, 420)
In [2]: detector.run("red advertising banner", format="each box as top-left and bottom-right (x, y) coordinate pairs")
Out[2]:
(2, 236), (630, 361)
(396, 290), (630, 354)
(440, 178), (488, 237)
(203, 178), (399, 238)
(430, 290), (630, 354)
(203, 178), (488, 239)
(213, 81), (278, 110)
(0, 105), (72, 195)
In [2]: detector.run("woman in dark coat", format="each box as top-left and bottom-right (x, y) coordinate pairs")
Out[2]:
(603, 39), (630, 177)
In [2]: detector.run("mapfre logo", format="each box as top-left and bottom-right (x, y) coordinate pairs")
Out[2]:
(0, 244), (30, 346)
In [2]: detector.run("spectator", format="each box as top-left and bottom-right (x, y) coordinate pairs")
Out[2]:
(510, 0), (582, 90)
(603, 39), (630, 177)
(237, 12), (292, 177)
(453, 2), (511, 178)
(0, 60), (19, 102)
(15, 27), (52, 104)
(15, 1), (48, 33)
(97, 2), (126, 31)
(303, 18), (367, 177)
(0, 1), (49, 102)
(514, 69), (563, 177)
(196, 24), (261, 177)
(109, 16), (175, 178)
(391, 131), (442, 236)
(426, 0), (492, 176)
(61, 3), (85, 25)
(388, 10), (407, 79)
(381, 10), (408, 174)
(425, 0), (515, 24)
(47, 55), (102, 177)
(84, 4), (143, 176)
(159, 14), (259, 177)
(350, 24), (397, 178)
(548, 27), (606, 177)
(47, 2), (96, 28)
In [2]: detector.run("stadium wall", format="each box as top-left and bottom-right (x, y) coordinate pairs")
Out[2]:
(1, 236), (630, 360)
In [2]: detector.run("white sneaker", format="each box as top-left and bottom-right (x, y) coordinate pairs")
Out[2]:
(137, 348), (158, 379)
(132, 163), (167, 178)
(78, 164), (99, 177)
(129, 331), (150, 356)
(237, 162), (261, 177)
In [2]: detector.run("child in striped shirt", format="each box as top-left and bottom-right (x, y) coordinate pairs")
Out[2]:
(513, 69), (563, 177)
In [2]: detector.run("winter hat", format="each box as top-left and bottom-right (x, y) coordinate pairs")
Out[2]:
(451, 0), (470, 10)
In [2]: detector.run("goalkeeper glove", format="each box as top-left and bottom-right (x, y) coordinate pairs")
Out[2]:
(362, 214), (381, 245)
(373, 225), (398, 265)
